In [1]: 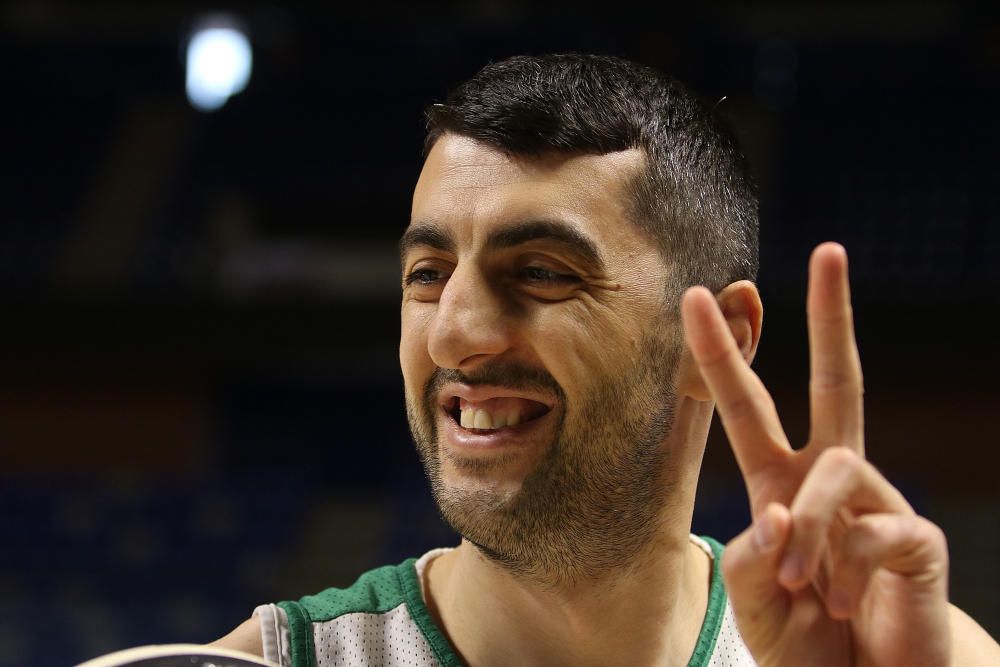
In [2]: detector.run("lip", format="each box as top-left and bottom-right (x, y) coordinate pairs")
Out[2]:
(440, 403), (557, 451)
(436, 382), (557, 411)
(436, 383), (558, 452)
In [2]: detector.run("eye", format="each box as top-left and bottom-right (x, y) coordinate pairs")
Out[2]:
(403, 266), (449, 302)
(404, 268), (444, 286)
(520, 266), (580, 286)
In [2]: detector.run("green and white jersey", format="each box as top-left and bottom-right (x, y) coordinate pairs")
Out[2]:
(254, 535), (755, 667)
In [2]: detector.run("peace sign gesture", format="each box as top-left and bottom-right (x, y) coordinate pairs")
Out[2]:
(681, 243), (956, 666)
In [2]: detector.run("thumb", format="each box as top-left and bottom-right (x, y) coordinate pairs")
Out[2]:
(722, 502), (793, 656)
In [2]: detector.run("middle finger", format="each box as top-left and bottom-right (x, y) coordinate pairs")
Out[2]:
(807, 243), (865, 453)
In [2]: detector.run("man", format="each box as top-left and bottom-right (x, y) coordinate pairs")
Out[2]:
(212, 54), (1000, 665)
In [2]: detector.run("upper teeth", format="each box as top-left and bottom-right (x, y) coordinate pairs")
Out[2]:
(460, 407), (521, 430)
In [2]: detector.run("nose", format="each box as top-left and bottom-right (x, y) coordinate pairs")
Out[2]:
(427, 263), (515, 371)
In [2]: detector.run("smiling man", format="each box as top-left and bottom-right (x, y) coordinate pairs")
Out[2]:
(401, 141), (694, 593)
(212, 54), (1000, 666)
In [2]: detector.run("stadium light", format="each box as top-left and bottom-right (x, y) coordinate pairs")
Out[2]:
(185, 19), (252, 112)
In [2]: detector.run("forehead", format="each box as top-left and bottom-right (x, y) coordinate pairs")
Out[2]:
(410, 135), (647, 250)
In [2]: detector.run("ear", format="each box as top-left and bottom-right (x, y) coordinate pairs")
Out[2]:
(676, 280), (763, 401)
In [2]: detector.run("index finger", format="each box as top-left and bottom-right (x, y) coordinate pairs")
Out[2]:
(681, 286), (791, 480)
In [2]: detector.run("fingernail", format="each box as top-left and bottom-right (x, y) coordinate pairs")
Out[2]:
(779, 553), (803, 586)
(753, 514), (776, 552)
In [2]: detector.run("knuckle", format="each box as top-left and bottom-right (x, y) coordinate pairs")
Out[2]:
(857, 514), (890, 540)
(915, 517), (949, 554)
(724, 393), (767, 425)
(906, 516), (951, 576)
(817, 446), (861, 475)
(724, 395), (755, 422)
(792, 509), (824, 536)
(841, 544), (874, 574)
(810, 369), (857, 392)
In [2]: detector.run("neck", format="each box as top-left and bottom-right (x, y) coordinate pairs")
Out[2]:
(425, 534), (711, 667)
(424, 398), (716, 667)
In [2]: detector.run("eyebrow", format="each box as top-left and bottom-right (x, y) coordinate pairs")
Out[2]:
(399, 218), (605, 271)
(398, 222), (455, 265)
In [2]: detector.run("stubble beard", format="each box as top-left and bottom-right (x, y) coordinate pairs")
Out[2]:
(406, 331), (681, 588)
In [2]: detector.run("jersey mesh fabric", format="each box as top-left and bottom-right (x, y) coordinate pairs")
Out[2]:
(708, 599), (756, 667)
(260, 537), (756, 667)
(312, 603), (438, 666)
(272, 549), (458, 667)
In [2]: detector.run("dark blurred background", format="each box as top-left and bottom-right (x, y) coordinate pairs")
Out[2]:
(2, 2), (998, 665)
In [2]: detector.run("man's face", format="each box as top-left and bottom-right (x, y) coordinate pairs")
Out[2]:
(400, 135), (681, 582)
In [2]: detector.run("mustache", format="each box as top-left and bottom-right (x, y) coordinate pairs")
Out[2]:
(423, 363), (565, 407)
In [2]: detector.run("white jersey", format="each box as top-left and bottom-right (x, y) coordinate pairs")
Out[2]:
(255, 535), (756, 666)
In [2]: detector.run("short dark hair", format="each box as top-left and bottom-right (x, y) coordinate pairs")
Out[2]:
(424, 53), (758, 307)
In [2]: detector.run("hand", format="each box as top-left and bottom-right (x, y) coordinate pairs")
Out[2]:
(680, 243), (951, 666)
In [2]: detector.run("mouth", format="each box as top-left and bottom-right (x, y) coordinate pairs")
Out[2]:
(441, 395), (553, 434)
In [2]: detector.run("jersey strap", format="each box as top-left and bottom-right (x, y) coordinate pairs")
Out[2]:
(688, 535), (728, 667)
(277, 558), (462, 667)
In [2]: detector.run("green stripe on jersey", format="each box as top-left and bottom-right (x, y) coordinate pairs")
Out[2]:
(688, 535), (727, 667)
(277, 558), (462, 667)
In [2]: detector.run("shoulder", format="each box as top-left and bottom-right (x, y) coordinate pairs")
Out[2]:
(289, 558), (419, 622)
(208, 615), (264, 659)
(949, 603), (1000, 666)
(282, 552), (459, 667)
(202, 561), (426, 667)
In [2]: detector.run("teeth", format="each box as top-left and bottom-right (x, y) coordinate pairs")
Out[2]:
(457, 403), (525, 430)
(473, 409), (492, 430)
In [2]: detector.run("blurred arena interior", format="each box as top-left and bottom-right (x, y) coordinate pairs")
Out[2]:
(1, 2), (999, 665)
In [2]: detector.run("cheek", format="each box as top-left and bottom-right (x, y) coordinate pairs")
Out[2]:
(400, 305), (435, 394)
(531, 300), (642, 393)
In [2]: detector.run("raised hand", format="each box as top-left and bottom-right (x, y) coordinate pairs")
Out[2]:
(680, 243), (951, 666)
